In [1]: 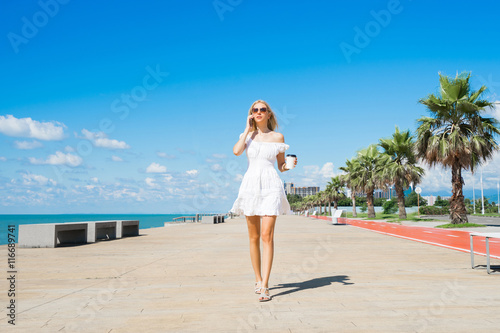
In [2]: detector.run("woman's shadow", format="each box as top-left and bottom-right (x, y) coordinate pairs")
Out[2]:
(270, 275), (353, 298)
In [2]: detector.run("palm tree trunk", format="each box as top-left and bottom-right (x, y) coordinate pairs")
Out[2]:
(333, 200), (338, 210)
(395, 183), (407, 219)
(352, 193), (357, 217)
(367, 191), (376, 218)
(450, 163), (468, 224)
(328, 201), (331, 215)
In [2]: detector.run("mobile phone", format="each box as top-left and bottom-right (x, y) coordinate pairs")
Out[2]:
(250, 118), (254, 126)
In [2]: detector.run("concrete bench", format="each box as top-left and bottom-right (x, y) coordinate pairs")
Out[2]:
(19, 223), (88, 248)
(331, 209), (345, 225)
(89, 221), (118, 242)
(201, 215), (225, 224)
(470, 232), (500, 274)
(65, 220), (118, 243)
(118, 220), (140, 237)
(201, 215), (217, 224)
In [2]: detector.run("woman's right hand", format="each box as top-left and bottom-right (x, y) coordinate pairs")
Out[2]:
(245, 114), (254, 132)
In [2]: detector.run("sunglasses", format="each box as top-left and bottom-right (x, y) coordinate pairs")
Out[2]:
(252, 107), (268, 113)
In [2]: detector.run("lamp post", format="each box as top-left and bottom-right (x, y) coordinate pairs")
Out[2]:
(497, 181), (499, 214)
(472, 174), (476, 214)
(415, 187), (422, 218)
(481, 166), (485, 215)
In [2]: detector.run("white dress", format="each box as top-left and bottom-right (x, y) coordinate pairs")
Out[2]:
(231, 133), (291, 216)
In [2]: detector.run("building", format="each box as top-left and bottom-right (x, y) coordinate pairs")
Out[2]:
(284, 182), (294, 195)
(284, 182), (320, 197)
(423, 195), (436, 206)
(353, 186), (412, 199)
(374, 188), (396, 199)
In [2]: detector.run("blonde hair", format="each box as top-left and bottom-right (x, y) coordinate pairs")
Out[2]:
(248, 100), (278, 131)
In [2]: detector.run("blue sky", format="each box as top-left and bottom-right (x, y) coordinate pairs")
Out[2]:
(1, 0), (500, 214)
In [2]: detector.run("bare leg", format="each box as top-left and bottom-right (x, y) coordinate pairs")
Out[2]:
(260, 215), (277, 291)
(246, 215), (262, 284)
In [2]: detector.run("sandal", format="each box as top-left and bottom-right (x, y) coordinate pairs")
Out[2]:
(254, 281), (262, 294)
(259, 288), (271, 302)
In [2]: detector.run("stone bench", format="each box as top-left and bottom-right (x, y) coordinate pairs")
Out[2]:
(18, 220), (140, 248)
(201, 215), (224, 224)
(331, 209), (345, 225)
(63, 220), (118, 243)
(470, 232), (500, 274)
(19, 223), (88, 248)
(118, 220), (140, 237)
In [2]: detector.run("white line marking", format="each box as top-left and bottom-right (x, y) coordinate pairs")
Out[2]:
(447, 235), (460, 238)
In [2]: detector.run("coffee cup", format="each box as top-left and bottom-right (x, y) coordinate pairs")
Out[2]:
(285, 154), (297, 170)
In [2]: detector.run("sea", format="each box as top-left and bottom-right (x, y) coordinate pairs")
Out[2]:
(0, 214), (196, 246)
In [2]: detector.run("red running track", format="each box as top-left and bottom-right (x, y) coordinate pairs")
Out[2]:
(309, 215), (500, 259)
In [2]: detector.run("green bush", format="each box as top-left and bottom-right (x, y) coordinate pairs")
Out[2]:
(405, 191), (427, 207)
(374, 197), (387, 207)
(382, 199), (398, 214)
(419, 206), (449, 215)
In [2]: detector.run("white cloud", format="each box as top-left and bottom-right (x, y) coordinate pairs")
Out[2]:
(419, 158), (500, 194)
(65, 146), (75, 152)
(145, 177), (157, 188)
(163, 174), (173, 182)
(301, 162), (336, 187)
(319, 162), (335, 178)
(485, 101), (500, 120)
(0, 115), (65, 140)
(212, 153), (227, 159)
(418, 165), (451, 193)
(14, 140), (43, 150)
(157, 152), (176, 159)
(111, 155), (123, 162)
(211, 164), (223, 171)
(29, 151), (83, 167)
(81, 129), (130, 149)
(22, 173), (57, 186)
(91, 177), (99, 183)
(146, 162), (167, 173)
(0, 157), (6, 161)
(186, 169), (198, 176)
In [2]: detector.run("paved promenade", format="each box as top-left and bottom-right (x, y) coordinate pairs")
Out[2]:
(2, 215), (500, 332)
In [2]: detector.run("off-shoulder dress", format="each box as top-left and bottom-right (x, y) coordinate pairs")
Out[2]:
(230, 133), (291, 216)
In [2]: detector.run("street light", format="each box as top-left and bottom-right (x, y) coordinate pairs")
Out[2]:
(472, 174), (476, 214)
(481, 166), (485, 215)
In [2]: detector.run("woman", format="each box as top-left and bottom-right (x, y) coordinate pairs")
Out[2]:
(231, 100), (297, 302)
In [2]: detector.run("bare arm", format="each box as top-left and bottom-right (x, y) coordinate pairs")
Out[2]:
(277, 152), (287, 172)
(275, 133), (297, 172)
(276, 133), (288, 173)
(233, 115), (254, 156)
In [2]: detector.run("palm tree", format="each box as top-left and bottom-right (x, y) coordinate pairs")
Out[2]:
(315, 192), (324, 214)
(352, 144), (388, 218)
(339, 158), (359, 217)
(416, 72), (500, 224)
(379, 127), (425, 219)
(303, 195), (314, 213)
(319, 190), (329, 215)
(325, 176), (345, 215)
